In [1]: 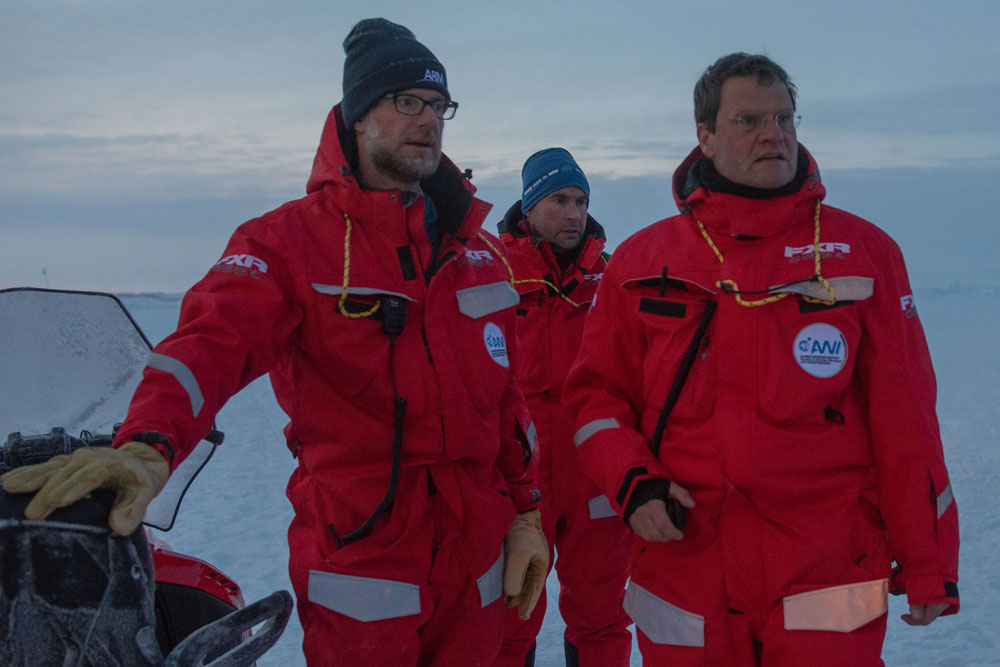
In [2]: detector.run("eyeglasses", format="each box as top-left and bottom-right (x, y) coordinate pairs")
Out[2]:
(383, 93), (459, 120)
(728, 111), (802, 134)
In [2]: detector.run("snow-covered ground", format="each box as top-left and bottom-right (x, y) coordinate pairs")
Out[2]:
(123, 287), (995, 666)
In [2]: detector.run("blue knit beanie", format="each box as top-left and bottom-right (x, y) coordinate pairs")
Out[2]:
(341, 18), (449, 127)
(520, 148), (590, 213)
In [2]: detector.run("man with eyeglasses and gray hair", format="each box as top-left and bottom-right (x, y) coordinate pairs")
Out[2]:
(562, 52), (959, 665)
(2, 17), (547, 666)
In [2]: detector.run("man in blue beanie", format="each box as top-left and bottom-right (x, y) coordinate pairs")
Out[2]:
(3, 17), (548, 667)
(494, 148), (634, 666)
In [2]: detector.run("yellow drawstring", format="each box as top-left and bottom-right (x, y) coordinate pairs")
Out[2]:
(477, 231), (594, 308)
(696, 199), (835, 307)
(339, 212), (381, 318)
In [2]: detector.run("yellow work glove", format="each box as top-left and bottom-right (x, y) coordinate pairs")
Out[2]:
(1, 441), (169, 536)
(502, 508), (549, 620)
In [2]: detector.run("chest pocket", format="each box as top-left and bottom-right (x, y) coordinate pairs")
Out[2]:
(623, 275), (718, 425)
(448, 281), (520, 415)
(308, 282), (417, 400)
(756, 275), (874, 428)
(511, 286), (551, 395)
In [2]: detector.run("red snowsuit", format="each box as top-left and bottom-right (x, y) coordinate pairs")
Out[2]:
(114, 105), (540, 666)
(493, 203), (632, 667)
(564, 146), (959, 666)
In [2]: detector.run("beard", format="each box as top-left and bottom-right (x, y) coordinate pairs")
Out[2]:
(362, 121), (442, 185)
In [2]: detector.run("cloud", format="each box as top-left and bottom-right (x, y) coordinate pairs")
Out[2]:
(0, 132), (310, 200)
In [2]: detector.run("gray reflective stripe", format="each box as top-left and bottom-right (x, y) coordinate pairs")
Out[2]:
(573, 418), (620, 447)
(937, 482), (955, 519)
(456, 282), (520, 319)
(477, 550), (504, 607)
(623, 582), (704, 647)
(770, 276), (874, 301)
(588, 495), (617, 520)
(783, 578), (887, 632)
(308, 571), (420, 622)
(526, 420), (538, 454)
(311, 283), (415, 301)
(146, 352), (204, 418)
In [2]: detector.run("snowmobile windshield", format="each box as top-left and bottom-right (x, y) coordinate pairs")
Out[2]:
(0, 288), (216, 530)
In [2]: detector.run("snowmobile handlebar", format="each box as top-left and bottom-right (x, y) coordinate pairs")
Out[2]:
(1, 426), (224, 472)
(1, 427), (111, 470)
(164, 589), (294, 667)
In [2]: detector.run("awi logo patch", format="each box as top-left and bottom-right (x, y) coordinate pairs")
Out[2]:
(483, 322), (509, 368)
(793, 322), (848, 378)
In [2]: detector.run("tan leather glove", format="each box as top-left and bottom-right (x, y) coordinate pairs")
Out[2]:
(502, 508), (549, 620)
(1, 441), (169, 536)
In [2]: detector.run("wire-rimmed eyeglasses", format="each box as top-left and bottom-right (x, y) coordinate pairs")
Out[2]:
(383, 93), (459, 120)
(729, 111), (802, 135)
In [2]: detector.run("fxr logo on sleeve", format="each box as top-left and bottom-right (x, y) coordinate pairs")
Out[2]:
(464, 249), (494, 265)
(212, 254), (268, 278)
(900, 294), (918, 319)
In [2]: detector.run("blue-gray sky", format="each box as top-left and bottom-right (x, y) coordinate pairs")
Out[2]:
(2, 0), (998, 292)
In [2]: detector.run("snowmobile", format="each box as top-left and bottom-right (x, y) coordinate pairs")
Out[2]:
(0, 287), (293, 666)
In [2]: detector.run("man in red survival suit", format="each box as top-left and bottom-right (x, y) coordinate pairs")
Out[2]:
(1, 18), (548, 666)
(492, 149), (633, 667)
(563, 53), (959, 666)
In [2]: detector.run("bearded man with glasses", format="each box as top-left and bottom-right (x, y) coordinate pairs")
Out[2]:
(2, 17), (547, 666)
(562, 52), (959, 665)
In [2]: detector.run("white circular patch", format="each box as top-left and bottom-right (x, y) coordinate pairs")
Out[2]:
(483, 322), (509, 368)
(793, 322), (848, 378)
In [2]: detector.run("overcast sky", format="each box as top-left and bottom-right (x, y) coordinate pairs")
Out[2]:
(2, 0), (998, 292)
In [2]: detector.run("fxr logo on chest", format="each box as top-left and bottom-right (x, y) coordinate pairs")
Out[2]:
(785, 243), (850, 261)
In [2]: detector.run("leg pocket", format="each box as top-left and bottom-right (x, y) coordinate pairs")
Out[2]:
(308, 571), (421, 622)
(624, 581), (705, 647)
(783, 578), (888, 632)
(587, 494), (617, 520)
(477, 549), (504, 607)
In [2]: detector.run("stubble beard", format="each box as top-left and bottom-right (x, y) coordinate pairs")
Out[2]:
(364, 122), (441, 186)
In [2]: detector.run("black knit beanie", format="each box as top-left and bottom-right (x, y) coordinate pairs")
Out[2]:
(341, 18), (449, 127)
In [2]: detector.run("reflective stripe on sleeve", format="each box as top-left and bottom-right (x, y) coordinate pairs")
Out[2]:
(146, 352), (204, 418)
(477, 550), (504, 607)
(783, 578), (888, 632)
(587, 495), (617, 520)
(573, 418), (620, 447)
(623, 581), (704, 647)
(308, 571), (420, 622)
(937, 482), (955, 519)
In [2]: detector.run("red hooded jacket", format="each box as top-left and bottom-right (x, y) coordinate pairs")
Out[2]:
(564, 146), (959, 628)
(115, 106), (539, 589)
(497, 202), (608, 508)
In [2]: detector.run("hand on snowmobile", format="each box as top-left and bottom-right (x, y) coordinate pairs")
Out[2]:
(1, 441), (169, 536)
(502, 508), (549, 620)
